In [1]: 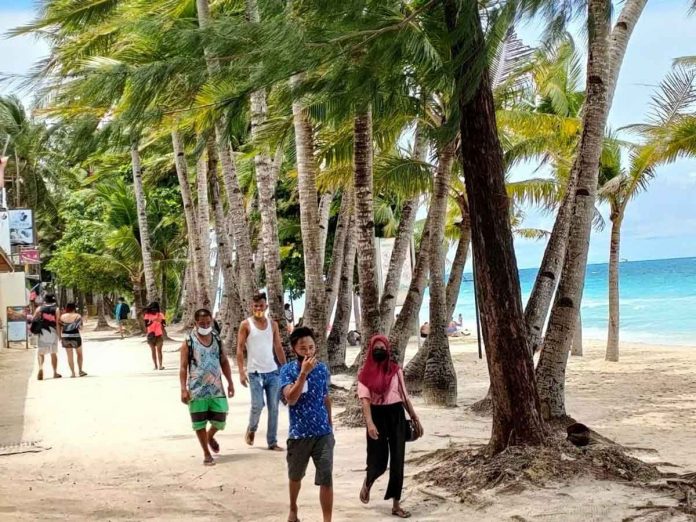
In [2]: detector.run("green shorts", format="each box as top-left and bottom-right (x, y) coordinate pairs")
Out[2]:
(188, 396), (229, 431)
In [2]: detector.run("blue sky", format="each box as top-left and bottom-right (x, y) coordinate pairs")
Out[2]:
(1, 1), (695, 270)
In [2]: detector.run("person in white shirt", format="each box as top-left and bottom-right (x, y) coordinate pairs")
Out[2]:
(237, 292), (287, 450)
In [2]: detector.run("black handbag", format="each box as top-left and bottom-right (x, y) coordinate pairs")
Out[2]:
(397, 371), (423, 442)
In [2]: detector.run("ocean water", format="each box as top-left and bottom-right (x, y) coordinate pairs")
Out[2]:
(438, 256), (696, 346)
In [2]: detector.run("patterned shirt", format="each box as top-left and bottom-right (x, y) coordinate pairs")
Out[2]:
(280, 360), (332, 439)
(188, 334), (225, 400)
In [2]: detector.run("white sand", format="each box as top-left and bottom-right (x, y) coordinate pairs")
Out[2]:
(0, 326), (695, 521)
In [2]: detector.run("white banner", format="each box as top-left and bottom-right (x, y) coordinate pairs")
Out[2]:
(0, 211), (10, 255)
(9, 209), (34, 246)
(377, 237), (413, 308)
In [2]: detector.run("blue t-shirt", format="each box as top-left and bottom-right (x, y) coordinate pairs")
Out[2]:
(280, 360), (332, 439)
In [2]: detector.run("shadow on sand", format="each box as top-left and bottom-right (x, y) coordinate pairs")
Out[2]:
(0, 345), (34, 447)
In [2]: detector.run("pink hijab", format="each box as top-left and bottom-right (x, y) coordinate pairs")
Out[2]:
(357, 334), (400, 395)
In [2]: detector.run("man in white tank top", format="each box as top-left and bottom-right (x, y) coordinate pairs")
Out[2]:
(237, 292), (287, 450)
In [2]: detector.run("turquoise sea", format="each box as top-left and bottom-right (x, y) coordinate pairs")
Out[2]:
(441, 256), (696, 346)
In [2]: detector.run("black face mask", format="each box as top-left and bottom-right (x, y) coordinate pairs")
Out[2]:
(372, 349), (388, 362)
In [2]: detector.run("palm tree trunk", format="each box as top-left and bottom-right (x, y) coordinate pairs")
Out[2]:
(378, 197), (418, 335)
(523, 175), (576, 353)
(95, 293), (109, 329)
(353, 108), (381, 349)
(130, 142), (157, 303)
(327, 209), (357, 372)
(571, 312), (583, 356)
(172, 130), (211, 308)
(196, 153), (212, 292)
(422, 142), (457, 406)
(292, 78), (327, 358)
(606, 210), (623, 361)
(446, 0), (545, 452)
(196, 0), (255, 312)
(208, 143), (244, 356)
(391, 210), (432, 365)
(324, 190), (353, 324)
(318, 190), (334, 270)
(536, 0), (613, 421)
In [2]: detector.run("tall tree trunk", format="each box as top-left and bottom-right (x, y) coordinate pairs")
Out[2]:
(606, 209), (623, 361)
(404, 214), (470, 394)
(318, 190), (334, 270)
(422, 143), (457, 406)
(196, 0), (256, 312)
(196, 153), (212, 292)
(571, 312), (583, 356)
(524, 177), (577, 353)
(292, 78), (327, 358)
(353, 109), (381, 349)
(324, 190), (353, 325)
(130, 143), (157, 303)
(327, 210), (357, 372)
(525, 0), (646, 356)
(391, 211), (432, 365)
(172, 130), (210, 308)
(446, 0), (546, 452)
(177, 260), (191, 329)
(536, 0), (614, 421)
(378, 197), (418, 335)
(95, 293), (109, 329)
(208, 142), (244, 356)
(353, 292), (361, 333)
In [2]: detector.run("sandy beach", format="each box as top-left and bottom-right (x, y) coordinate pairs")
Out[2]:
(1, 325), (695, 521)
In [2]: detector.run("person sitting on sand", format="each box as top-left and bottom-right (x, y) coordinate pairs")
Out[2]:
(358, 334), (421, 519)
(280, 327), (334, 522)
(179, 308), (235, 467)
(59, 302), (87, 378)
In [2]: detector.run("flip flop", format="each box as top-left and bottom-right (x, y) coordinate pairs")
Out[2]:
(360, 479), (370, 504)
(37, 370), (43, 381)
(245, 430), (255, 446)
(209, 437), (220, 454)
(268, 444), (284, 452)
(54, 373), (62, 379)
(392, 508), (411, 519)
(203, 456), (215, 466)
(79, 371), (88, 377)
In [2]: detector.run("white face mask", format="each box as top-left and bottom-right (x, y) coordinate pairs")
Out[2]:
(197, 326), (213, 336)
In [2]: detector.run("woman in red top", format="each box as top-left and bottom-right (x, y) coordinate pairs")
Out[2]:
(143, 302), (166, 370)
(357, 335), (421, 519)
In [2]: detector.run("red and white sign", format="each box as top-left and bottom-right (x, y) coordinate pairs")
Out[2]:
(19, 247), (40, 264)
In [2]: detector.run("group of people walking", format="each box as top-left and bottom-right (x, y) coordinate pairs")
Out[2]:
(32, 294), (87, 380)
(179, 292), (422, 521)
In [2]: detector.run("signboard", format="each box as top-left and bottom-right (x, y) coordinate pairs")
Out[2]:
(9, 209), (34, 246)
(6, 306), (28, 342)
(19, 248), (40, 265)
(376, 238), (414, 307)
(0, 211), (10, 254)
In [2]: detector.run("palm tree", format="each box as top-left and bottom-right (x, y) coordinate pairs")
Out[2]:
(537, 0), (650, 421)
(597, 137), (654, 361)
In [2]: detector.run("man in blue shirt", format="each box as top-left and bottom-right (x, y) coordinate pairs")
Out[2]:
(280, 327), (334, 522)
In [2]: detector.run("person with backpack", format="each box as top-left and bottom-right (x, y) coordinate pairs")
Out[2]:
(59, 302), (87, 378)
(31, 293), (61, 380)
(237, 292), (287, 451)
(179, 308), (234, 466)
(114, 297), (130, 339)
(143, 302), (166, 370)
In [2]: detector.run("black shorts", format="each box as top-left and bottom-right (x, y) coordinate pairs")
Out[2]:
(287, 433), (335, 487)
(62, 337), (82, 349)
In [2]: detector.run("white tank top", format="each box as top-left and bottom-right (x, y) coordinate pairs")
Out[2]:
(245, 317), (277, 373)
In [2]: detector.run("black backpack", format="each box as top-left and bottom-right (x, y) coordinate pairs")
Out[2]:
(186, 331), (225, 369)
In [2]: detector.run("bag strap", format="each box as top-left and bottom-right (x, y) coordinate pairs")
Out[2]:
(396, 370), (412, 420)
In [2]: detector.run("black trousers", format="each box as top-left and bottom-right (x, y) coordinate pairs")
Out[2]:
(366, 402), (407, 501)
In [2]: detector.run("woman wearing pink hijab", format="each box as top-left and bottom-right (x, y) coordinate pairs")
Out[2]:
(357, 334), (420, 518)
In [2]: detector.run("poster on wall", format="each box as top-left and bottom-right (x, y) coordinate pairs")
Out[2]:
(6, 306), (28, 342)
(0, 211), (10, 254)
(9, 209), (34, 246)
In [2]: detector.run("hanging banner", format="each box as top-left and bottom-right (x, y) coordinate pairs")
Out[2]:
(19, 248), (40, 265)
(9, 209), (34, 246)
(0, 211), (10, 255)
(6, 306), (28, 342)
(376, 238), (413, 307)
